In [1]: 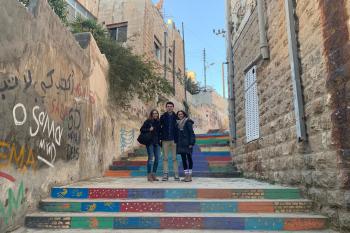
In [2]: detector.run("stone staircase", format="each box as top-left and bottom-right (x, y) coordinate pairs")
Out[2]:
(24, 177), (328, 231)
(105, 133), (242, 178)
(23, 133), (329, 231)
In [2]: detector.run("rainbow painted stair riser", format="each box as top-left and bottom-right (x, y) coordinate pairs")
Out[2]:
(39, 200), (312, 213)
(25, 216), (327, 230)
(51, 188), (301, 199)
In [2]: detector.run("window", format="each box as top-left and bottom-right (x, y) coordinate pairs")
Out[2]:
(244, 66), (260, 142)
(154, 36), (162, 60)
(65, 0), (96, 22)
(108, 23), (128, 43)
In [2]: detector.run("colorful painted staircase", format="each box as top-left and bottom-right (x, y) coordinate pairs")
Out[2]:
(24, 177), (329, 231)
(105, 133), (242, 178)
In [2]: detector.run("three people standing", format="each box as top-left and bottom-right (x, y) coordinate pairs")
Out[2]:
(140, 101), (196, 182)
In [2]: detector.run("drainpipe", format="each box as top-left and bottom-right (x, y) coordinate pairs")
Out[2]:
(284, 0), (306, 141)
(225, 0), (236, 143)
(257, 0), (270, 59)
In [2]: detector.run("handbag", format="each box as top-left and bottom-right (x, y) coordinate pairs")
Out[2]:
(137, 131), (152, 145)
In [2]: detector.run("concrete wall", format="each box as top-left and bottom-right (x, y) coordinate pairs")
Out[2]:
(188, 91), (229, 133)
(228, 0), (350, 230)
(0, 0), (118, 231)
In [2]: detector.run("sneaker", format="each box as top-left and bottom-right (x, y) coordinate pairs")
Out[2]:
(162, 173), (168, 181)
(174, 176), (180, 181)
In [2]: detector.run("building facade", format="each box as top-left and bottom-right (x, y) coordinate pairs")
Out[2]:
(98, 0), (186, 101)
(65, 0), (99, 21)
(226, 0), (350, 230)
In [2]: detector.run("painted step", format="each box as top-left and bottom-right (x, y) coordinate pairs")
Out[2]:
(196, 151), (231, 156)
(200, 146), (230, 152)
(25, 212), (327, 230)
(196, 140), (230, 145)
(199, 143), (231, 148)
(112, 161), (147, 166)
(39, 199), (313, 213)
(51, 187), (301, 200)
(196, 133), (230, 137)
(104, 171), (241, 178)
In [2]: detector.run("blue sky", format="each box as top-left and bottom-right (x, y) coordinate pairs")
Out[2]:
(152, 0), (227, 97)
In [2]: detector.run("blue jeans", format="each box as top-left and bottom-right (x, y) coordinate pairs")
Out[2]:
(146, 144), (160, 174)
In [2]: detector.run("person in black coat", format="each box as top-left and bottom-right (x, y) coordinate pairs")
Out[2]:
(140, 109), (161, 182)
(174, 110), (196, 182)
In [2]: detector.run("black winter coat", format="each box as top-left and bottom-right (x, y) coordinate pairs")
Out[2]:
(174, 119), (196, 154)
(160, 112), (177, 141)
(140, 119), (161, 145)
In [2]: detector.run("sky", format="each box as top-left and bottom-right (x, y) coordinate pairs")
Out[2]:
(151, 0), (227, 97)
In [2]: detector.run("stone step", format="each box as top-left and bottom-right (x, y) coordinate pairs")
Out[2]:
(51, 188), (300, 200)
(196, 140), (230, 145)
(200, 147), (230, 152)
(25, 212), (327, 230)
(104, 170), (241, 178)
(109, 162), (234, 171)
(112, 161), (147, 166)
(39, 198), (313, 213)
(196, 133), (230, 138)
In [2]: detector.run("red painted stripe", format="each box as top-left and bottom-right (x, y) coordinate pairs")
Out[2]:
(0, 171), (16, 182)
(206, 157), (232, 162)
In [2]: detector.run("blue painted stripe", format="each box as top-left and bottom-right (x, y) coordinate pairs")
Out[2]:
(51, 188), (88, 199)
(245, 217), (284, 231)
(114, 217), (160, 229)
(200, 202), (237, 213)
(203, 217), (244, 230)
(128, 189), (164, 199)
(81, 202), (120, 212)
(164, 202), (200, 212)
(164, 189), (197, 199)
(201, 152), (231, 156)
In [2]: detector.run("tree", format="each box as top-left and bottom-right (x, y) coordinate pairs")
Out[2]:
(70, 18), (173, 106)
(19, 0), (68, 24)
(186, 79), (201, 95)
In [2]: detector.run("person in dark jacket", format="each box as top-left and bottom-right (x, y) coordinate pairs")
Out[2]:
(160, 102), (179, 181)
(140, 109), (161, 182)
(175, 110), (196, 182)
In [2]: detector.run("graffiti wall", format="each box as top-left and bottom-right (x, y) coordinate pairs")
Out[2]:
(0, 0), (118, 231)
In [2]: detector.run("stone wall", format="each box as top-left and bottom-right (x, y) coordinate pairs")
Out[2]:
(230, 0), (350, 230)
(0, 0), (118, 231)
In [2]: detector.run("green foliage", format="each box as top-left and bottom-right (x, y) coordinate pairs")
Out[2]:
(186, 78), (201, 95)
(18, 0), (68, 24)
(48, 0), (68, 24)
(70, 18), (173, 106)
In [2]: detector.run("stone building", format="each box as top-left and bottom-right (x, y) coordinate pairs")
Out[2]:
(226, 0), (350, 230)
(98, 0), (186, 101)
(64, 0), (100, 21)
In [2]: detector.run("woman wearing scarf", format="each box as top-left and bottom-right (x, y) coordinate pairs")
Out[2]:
(175, 110), (196, 182)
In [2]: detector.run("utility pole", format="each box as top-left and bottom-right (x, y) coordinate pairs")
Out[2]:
(172, 40), (176, 94)
(222, 62), (226, 98)
(182, 22), (187, 101)
(203, 48), (207, 91)
(164, 31), (167, 79)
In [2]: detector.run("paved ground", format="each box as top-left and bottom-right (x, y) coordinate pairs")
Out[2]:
(12, 228), (339, 233)
(57, 177), (295, 189)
